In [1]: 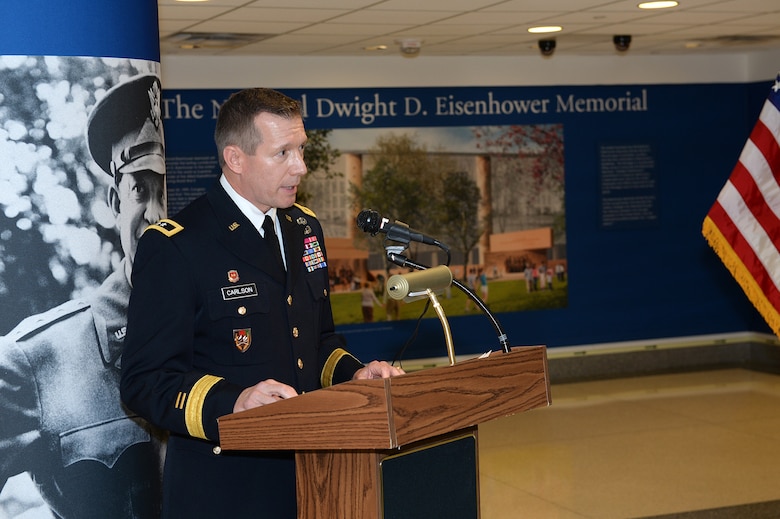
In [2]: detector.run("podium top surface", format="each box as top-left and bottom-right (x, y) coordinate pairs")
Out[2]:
(218, 345), (550, 451)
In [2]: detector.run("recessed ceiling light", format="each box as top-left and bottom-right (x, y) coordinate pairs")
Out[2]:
(165, 32), (272, 49)
(528, 26), (563, 34)
(638, 1), (679, 9)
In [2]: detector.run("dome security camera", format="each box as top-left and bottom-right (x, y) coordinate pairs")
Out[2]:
(396, 38), (422, 57)
(538, 39), (556, 57)
(613, 35), (632, 52)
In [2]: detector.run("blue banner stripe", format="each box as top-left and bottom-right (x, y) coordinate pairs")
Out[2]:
(0, 0), (160, 60)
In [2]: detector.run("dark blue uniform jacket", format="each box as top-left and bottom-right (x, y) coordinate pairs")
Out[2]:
(120, 183), (363, 518)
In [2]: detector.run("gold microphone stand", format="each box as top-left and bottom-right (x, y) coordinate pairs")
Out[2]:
(424, 288), (456, 365)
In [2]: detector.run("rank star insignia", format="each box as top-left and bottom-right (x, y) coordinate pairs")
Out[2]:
(234, 329), (252, 352)
(147, 218), (183, 237)
(228, 270), (239, 283)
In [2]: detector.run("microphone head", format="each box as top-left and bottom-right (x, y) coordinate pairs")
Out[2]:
(356, 209), (382, 234)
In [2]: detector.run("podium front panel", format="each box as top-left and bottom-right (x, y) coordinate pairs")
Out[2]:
(379, 431), (479, 519)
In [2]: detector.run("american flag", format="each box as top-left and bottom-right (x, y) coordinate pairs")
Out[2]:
(702, 74), (780, 336)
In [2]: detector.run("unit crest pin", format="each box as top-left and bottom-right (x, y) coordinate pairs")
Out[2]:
(233, 328), (251, 352)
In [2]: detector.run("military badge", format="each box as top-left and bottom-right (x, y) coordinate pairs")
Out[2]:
(234, 329), (252, 352)
(302, 235), (327, 272)
(148, 79), (162, 130)
(146, 218), (183, 237)
(228, 270), (239, 283)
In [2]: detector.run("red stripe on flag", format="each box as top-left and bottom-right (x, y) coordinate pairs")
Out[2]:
(728, 160), (780, 248)
(706, 201), (780, 312)
(750, 117), (780, 182)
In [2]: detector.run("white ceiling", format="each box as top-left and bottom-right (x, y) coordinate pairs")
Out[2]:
(157, 0), (780, 58)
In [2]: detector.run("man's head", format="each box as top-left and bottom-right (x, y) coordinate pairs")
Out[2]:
(87, 74), (167, 277)
(214, 88), (302, 168)
(216, 88), (307, 213)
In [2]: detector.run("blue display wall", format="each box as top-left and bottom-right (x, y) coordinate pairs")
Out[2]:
(161, 81), (772, 361)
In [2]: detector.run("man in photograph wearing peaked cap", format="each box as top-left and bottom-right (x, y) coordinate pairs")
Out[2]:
(0, 73), (166, 518)
(88, 73), (167, 283)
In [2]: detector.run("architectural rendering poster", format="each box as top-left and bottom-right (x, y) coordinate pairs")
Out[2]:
(309, 125), (568, 326)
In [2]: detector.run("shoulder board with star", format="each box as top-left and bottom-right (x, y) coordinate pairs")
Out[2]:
(294, 203), (316, 218)
(145, 218), (184, 237)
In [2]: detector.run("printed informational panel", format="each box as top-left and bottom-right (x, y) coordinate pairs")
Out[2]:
(599, 142), (659, 229)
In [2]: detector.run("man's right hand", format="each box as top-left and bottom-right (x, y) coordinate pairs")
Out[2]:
(233, 379), (298, 413)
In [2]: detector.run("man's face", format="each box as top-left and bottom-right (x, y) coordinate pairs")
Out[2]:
(236, 112), (308, 213)
(114, 170), (166, 265)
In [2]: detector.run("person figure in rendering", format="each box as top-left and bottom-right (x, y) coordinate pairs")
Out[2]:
(120, 87), (404, 518)
(361, 281), (383, 322)
(478, 267), (488, 303)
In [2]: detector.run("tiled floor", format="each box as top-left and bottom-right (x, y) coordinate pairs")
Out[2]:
(5, 368), (780, 518)
(478, 369), (780, 519)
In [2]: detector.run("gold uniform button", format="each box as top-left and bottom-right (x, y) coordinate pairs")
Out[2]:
(298, 358), (304, 369)
(292, 327), (299, 338)
(238, 306), (246, 315)
(213, 446), (222, 455)
(287, 295), (293, 305)
(323, 288), (328, 297)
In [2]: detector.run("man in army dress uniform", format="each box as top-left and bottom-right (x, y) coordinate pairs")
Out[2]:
(120, 87), (403, 518)
(0, 74), (166, 518)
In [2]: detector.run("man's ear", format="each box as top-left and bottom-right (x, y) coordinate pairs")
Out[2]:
(223, 145), (244, 173)
(108, 185), (120, 216)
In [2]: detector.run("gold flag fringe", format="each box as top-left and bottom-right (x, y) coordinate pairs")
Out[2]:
(702, 216), (780, 337)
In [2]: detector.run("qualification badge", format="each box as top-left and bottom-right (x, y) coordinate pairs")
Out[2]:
(234, 329), (252, 352)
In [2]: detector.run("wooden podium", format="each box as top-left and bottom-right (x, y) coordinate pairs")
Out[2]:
(218, 346), (550, 518)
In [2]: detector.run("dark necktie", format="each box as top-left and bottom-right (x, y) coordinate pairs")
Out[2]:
(262, 215), (285, 271)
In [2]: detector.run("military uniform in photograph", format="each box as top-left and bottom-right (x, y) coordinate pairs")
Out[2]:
(0, 265), (164, 518)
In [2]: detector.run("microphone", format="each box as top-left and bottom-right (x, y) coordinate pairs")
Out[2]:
(387, 265), (453, 302)
(356, 209), (443, 247)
